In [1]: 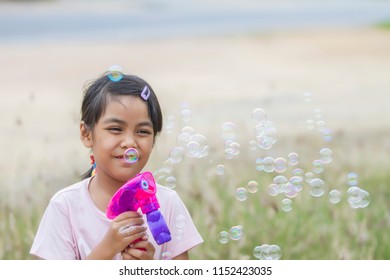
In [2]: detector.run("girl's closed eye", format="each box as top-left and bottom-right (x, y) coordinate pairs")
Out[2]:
(108, 127), (123, 133)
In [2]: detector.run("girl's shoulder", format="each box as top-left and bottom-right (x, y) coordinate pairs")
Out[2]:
(50, 177), (91, 203)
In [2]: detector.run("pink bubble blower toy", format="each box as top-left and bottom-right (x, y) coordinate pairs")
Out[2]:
(106, 148), (172, 245)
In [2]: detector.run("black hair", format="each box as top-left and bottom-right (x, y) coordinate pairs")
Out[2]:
(80, 72), (163, 179)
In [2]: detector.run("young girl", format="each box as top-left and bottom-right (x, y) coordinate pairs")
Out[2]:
(30, 71), (203, 260)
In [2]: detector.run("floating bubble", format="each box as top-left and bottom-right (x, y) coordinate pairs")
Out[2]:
(216, 164), (225, 176)
(314, 108), (322, 119)
(281, 198), (293, 212)
(312, 159), (325, 174)
(273, 175), (288, 194)
(309, 178), (326, 197)
(347, 186), (370, 209)
(284, 182), (299, 198)
(329, 189), (341, 204)
(175, 215), (187, 228)
(169, 147), (184, 164)
(165, 115), (175, 133)
(256, 122), (277, 150)
(305, 172), (314, 183)
(123, 148), (139, 164)
(249, 140), (257, 151)
(165, 176), (177, 189)
(229, 226), (243, 241)
(306, 119), (315, 130)
(181, 108), (192, 123)
(221, 122), (237, 141)
(107, 65), (123, 82)
(246, 181), (258, 193)
(235, 187), (248, 201)
(186, 141), (201, 157)
(263, 156), (275, 172)
(255, 158), (264, 171)
(288, 152), (299, 166)
(267, 183), (279, 196)
(253, 244), (282, 260)
(322, 128), (333, 142)
(292, 168), (304, 177)
(303, 92), (312, 103)
(289, 175), (303, 192)
(218, 231), (230, 244)
(319, 148), (333, 164)
(347, 172), (358, 186)
(274, 157), (287, 173)
(224, 140), (240, 159)
(252, 108), (267, 124)
(177, 131), (192, 147)
(316, 120), (327, 132)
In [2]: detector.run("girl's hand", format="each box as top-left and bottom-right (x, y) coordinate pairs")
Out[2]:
(97, 211), (147, 258)
(121, 236), (156, 260)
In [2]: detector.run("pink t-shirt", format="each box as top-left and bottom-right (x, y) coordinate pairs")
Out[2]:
(30, 177), (203, 260)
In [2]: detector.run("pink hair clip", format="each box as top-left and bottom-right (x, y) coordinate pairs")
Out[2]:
(140, 86), (151, 100)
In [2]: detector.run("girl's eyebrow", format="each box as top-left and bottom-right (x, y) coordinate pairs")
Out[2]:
(102, 117), (127, 125)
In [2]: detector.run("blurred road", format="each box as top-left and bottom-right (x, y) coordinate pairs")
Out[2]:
(1, 0), (390, 44)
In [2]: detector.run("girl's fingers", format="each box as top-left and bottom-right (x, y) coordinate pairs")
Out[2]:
(114, 211), (143, 222)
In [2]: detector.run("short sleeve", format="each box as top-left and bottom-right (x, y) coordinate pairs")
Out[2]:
(30, 196), (78, 260)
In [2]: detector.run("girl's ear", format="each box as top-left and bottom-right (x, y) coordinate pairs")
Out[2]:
(80, 121), (93, 148)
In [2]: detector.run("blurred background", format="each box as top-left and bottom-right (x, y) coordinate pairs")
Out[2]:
(1, 0), (390, 259)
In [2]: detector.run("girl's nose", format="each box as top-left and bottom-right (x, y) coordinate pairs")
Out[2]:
(121, 134), (137, 149)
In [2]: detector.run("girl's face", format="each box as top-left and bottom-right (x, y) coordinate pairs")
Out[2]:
(82, 95), (155, 186)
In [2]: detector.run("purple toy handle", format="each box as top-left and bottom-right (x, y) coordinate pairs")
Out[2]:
(106, 172), (171, 245)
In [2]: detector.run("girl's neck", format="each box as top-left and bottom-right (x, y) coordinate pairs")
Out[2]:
(88, 174), (126, 212)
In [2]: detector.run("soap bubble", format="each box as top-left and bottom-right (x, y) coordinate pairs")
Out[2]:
(329, 189), (341, 204)
(312, 159), (325, 174)
(253, 244), (282, 260)
(107, 65), (123, 82)
(303, 92), (312, 103)
(221, 122), (237, 141)
(229, 225), (243, 241)
(181, 108), (192, 123)
(274, 157), (287, 173)
(246, 181), (258, 193)
(165, 176), (177, 189)
(218, 231), (230, 244)
(169, 147), (184, 164)
(235, 187), (248, 201)
(123, 148), (139, 163)
(309, 178), (326, 197)
(319, 148), (333, 164)
(306, 119), (315, 130)
(161, 251), (172, 260)
(347, 186), (370, 209)
(263, 156), (275, 172)
(252, 108), (267, 124)
(255, 158), (264, 171)
(288, 152), (299, 166)
(216, 164), (225, 175)
(347, 172), (358, 186)
(281, 198), (293, 212)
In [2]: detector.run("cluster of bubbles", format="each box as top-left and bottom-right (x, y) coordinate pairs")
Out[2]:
(253, 244), (282, 260)
(218, 225), (244, 243)
(154, 104), (209, 188)
(154, 91), (371, 260)
(221, 122), (241, 159)
(346, 172), (370, 208)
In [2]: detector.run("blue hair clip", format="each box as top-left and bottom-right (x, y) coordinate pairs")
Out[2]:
(141, 86), (151, 100)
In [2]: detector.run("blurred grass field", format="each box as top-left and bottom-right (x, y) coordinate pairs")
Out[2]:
(1, 104), (389, 260)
